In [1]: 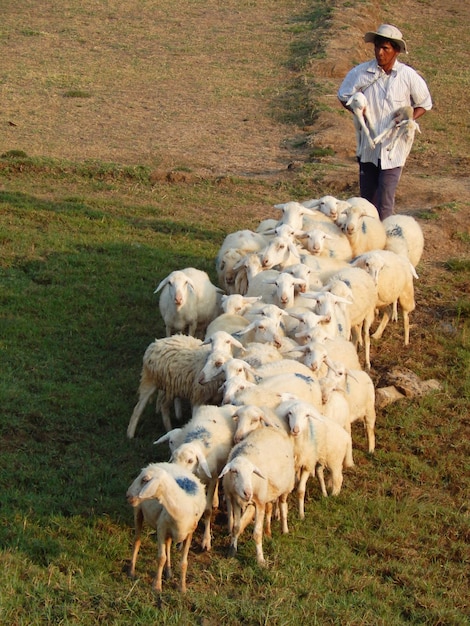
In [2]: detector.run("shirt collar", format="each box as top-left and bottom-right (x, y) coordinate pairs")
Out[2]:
(367, 59), (400, 75)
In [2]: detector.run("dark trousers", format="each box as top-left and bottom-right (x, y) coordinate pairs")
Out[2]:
(359, 160), (402, 220)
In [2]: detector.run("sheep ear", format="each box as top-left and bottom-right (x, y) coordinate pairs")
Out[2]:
(230, 336), (246, 351)
(153, 431), (174, 445)
(260, 413), (279, 429)
(345, 369), (360, 383)
(307, 412), (326, 424)
(252, 465), (267, 480)
(154, 276), (169, 293)
(273, 203), (287, 210)
(186, 277), (196, 293)
(409, 262), (419, 280)
(138, 475), (158, 498)
(288, 242), (301, 258)
(218, 463), (232, 479)
(234, 320), (256, 336)
(302, 198), (321, 209)
(325, 357), (339, 375)
(196, 451), (212, 478)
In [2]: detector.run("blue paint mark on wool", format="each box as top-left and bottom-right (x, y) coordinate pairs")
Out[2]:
(294, 372), (314, 384)
(175, 476), (199, 495)
(185, 426), (211, 447)
(388, 225), (404, 238)
(308, 418), (317, 451)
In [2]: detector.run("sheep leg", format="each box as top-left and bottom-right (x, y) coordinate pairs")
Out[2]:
(364, 412), (376, 453)
(212, 479), (219, 509)
(201, 479), (217, 551)
(296, 468), (311, 519)
(278, 493), (289, 534)
(371, 305), (392, 340)
(403, 309), (411, 346)
(329, 465), (344, 496)
(238, 503), (256, 536)
(128, 508), (143, 578)
(315, 464), (328, 497)
(179, 533), (193, 594)
(174, 397), (183, 421)
(355, 113), (375, 150)
(127, 380), (157, 438)
(253, 503), (266, 566)
(154, 535), (171, 593)
(264, 502), (272, 537)
(362, 310), (375, 371)
(228, 501), (242, 557)
(157, 391), (174, 432)
(164, 537), (172, 581)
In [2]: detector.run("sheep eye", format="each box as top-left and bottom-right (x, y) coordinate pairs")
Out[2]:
(141, 475), (151, 484)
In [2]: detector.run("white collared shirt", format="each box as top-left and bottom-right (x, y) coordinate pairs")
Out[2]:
(338, 59), (432, 168)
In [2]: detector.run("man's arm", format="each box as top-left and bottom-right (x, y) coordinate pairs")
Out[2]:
(413, 106), (427, 121)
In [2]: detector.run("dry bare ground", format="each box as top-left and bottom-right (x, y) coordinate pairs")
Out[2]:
(1, 0), (469, 263)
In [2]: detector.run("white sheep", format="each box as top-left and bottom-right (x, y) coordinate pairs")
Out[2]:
(220, 294), (262, 316)
(346, 91), (376, 154)
(231, 404), (289, 443)
(155, 267), (223, 338)
(373, 105), (421, 159)
(339, 205), (387, 257)
(127, 335), (222, 438)
(219, 425), (296, 565)
(303, 196), (379, 224)
(272, 200), (326, 230)
(383, 214), (424, 268)
(282, 262), (323, 291)
(302, 195), (349, 221)
(215, 230), (268, 293)
(221, 370), (323, 411)
(248, 272), (307, 310)
(325, 266), (378, 369)
(351, 249), (418, 345)
(299, 252), (349, 284)
(275, 399), (354, 518)
(318, 364), (376, 453)
(167, 403), (239, 551)
(259, 234), (302, 270)
(299, 290), (352, 340)
(296, 223), (353, 262)
(204, 312), (251, 342)
(294, 336), (361, 377)
(126, 461), (206, 593)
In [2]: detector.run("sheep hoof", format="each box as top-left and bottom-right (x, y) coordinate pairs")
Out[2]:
(227, 545), (237, 558)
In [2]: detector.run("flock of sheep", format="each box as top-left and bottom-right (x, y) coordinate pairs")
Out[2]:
(125, 194), (424, 593)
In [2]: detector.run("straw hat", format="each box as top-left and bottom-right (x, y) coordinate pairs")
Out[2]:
(364, 24), (408, 54)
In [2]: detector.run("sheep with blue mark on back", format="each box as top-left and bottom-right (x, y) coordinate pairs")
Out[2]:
(156, 403), (239, 552)
(383, 214), (424, 269)
(339, 204), (387, 257)
(126, 461), (206, 593)
(221, 370), (323, 412)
